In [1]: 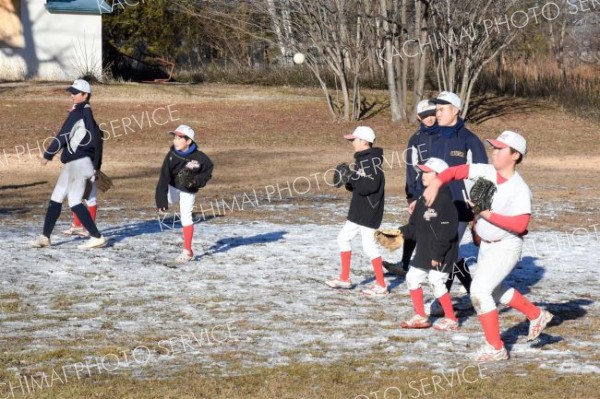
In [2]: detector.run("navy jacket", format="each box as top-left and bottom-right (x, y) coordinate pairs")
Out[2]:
(400, 186), (458, 273)
(345, 147), (385, 229)
(155, 145), (214, 210)
(405, 119), (487, 222)
(43, 102), (103, 171)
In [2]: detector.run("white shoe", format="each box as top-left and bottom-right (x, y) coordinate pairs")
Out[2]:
(325, 278), (353, 289)
(471, 342), (509, 362)
(400, 314), (431, 329)
(527, 310), (553, 341)
(77, 236), (107, 249)
(433, 318), (459, 331)
(175, 249), (194, 263)
(62, 226), (87, 237)
(31, 235), (51, 248)
(361, 284), (388, 297)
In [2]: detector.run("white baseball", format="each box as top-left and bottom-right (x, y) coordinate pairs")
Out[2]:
(293, 52), (306, 65)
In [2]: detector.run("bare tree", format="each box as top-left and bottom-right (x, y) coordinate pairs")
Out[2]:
(429, 0), (521, 117)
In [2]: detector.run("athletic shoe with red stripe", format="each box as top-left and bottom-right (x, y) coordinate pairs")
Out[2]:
(527, 310), (553, 341)
(401, 314), (431, 329)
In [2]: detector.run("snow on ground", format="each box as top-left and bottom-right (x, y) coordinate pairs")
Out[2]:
(0, 210), (599, 379)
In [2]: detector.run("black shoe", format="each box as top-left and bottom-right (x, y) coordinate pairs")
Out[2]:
(382, 261), (406, 276)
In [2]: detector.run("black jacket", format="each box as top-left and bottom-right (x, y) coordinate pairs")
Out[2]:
(44, 102), (103, 171)
(405, 119), (487, 222)
(155, 145), (214, 210)
(345, 147), (385, 229)
(400, 186), (458, 273)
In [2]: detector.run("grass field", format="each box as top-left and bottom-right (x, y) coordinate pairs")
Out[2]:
(0, 83), (599, 398)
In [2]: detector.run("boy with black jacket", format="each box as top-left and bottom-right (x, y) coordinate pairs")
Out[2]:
(400, 158), (459, 331)
(156, 125), (213, 263)
(325, 127), (387, 297)
(31, 79), (106, 249)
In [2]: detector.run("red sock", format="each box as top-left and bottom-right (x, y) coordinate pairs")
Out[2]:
(478, 309), (503, 350)
(507, 289), (541, 321)
(409, 288), (426, 317)
(72, 212), (82, 227)
(88, 205), (97, 222)
(340, 251), (351, 281)
(438, 293), (457, 321)
(183, 225), (194, 253)
(371, 257), (386, 288)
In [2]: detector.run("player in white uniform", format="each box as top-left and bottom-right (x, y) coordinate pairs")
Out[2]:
(423, 131), (553, 361)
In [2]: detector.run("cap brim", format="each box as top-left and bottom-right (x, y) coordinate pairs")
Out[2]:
(170, 131), (188, 138)
(431, 99), (451, 105)
(417, 164), (435, 173)
(486, 139), (510, 149)
(66, 87), (83, 94)
(343, 134), (357, 141)
(418, 110), (436, 118)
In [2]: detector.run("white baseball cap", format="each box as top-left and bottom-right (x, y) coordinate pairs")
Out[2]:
(417, 157), (449, 174)
(170, 124), (195, 141)
(344, 126), (376, 143)
(416, 99), (436, 118)
(486, 130), (527, 156)
(433, 91), (462, 111)
(66, 79), (92, 94)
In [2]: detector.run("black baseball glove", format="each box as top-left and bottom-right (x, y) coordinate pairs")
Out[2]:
(333, 163), (353, 188)
(175, 168), (198, 190)
(469, 178), (496, 214)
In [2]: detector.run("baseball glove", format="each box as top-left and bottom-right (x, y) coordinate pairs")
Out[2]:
(96, 171), (113, 193)
(469, 178), (496, 214)
(333, 163), (353, 188)
(374, 228), (404, 251)
(175, 168), (197, 190)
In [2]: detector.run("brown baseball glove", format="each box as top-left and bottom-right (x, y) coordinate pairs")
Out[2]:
(96, 171), (113, 192)
(374, 228), (404, 251)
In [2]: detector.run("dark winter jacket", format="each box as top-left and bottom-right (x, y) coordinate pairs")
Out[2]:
(345, 147), (385, 229)
(400, 186), (458, 273)
(405, 118), (487, 222)
(155, 145), (214, 210)
(43, 102), (104, 171)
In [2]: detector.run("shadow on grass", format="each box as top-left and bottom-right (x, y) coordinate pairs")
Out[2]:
(204, 230), (288, 255)
(0, 181), (46, 190)
(465, 95), (545, 124)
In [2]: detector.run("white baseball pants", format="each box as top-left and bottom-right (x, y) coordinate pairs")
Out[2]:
(50, 157), (94, 207)
(168, 185), (196, 227)
(337, 220), (380, 260)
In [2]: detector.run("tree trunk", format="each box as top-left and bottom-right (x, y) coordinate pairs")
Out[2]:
(380, 0), (402, 122)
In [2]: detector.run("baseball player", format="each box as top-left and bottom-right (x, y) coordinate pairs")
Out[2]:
(386, 99), (439, 274)
(423, 131), (553, 361)
(31, 79), (106, 249)
(325, 127), (387, 297)
(155, 124), (213, 263)
(406, 93), (488, 315)
(400, 158), (459, 331)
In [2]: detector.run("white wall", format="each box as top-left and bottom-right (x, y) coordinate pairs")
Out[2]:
(0, 1), (102, 80)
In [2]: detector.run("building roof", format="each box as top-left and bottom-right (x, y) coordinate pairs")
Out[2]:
(46, 0), (112, 15)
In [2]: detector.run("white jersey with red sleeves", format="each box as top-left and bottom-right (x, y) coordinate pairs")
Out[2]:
(468, 163), (532, 242)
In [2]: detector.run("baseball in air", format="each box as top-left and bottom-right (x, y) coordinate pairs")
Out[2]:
(293, 52), (306, 65)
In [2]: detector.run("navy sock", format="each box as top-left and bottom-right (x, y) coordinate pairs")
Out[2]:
(71, 204), (101, 238)
(42, 200), (62, 237)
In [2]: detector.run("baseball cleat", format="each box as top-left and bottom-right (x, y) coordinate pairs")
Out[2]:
(400, 314), (431, 329)
(77, 236), (107, 249)
(62, 226), (85, 236)
(361, 284), (388, 297)
(30, 235), (51, 248)
(174, 249), (194, 263)
(471, 342), (509, 362)
(527, 310), (553, 341)
(433, 318), (459, 331)
(325, 278), (353, 289)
